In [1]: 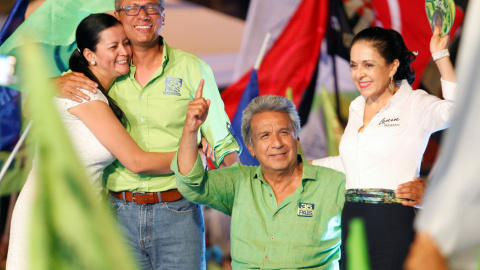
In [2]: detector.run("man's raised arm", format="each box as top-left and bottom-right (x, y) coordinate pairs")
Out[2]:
(177, 79), (209, 175)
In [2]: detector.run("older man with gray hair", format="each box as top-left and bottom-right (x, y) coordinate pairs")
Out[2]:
(172, 92), (346, 269)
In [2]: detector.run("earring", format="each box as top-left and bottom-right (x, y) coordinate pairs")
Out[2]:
(90, 61), (96, 66)
(389, 77), (394, 92)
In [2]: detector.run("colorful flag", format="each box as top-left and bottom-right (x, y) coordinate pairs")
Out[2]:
(221, 0), (329, 120)
(19, 41), (137, 270)
(232, 0), (301, 81)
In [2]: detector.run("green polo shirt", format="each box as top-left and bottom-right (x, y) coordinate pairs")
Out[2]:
(104, 38), (240, 192)
(172, 154), (346, 269)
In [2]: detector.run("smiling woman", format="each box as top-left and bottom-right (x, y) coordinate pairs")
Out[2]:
(6, 13), (179, 270)
(69, 14), (131, 124)
(350, 41), (399, 103)
(312, 26), (456, 270)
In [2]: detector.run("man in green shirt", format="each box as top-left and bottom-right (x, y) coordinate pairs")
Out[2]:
(57, 0), (240, 269)
(173, 93), (345, 269)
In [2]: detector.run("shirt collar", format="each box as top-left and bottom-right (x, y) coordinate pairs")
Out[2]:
(160, 36), (169, 67)
(127, 36), (170, 80)
(388, 79), (410, 102)
(254, 155), (318, 183)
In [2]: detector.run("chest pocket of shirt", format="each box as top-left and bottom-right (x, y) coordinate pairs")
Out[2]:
(145, 91), (191, 132)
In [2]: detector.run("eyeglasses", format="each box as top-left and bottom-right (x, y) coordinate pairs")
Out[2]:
(117, 3), (163, 16)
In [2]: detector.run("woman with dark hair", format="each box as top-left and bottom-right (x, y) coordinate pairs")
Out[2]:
(312, 26), (456, 269)
(6, 13), (178, 269)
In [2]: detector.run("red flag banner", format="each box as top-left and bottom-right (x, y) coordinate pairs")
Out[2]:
(221, 0), (329, 120)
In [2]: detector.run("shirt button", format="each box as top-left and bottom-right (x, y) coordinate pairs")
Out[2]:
(140, 117), (144, 121)
(265, 255), (269, 259)
(142, 139), (145, 143)
(270, 236), (274, 240)
(269, 194), (272, 197)
(274, 214), (278, 218)
(142, 182), (145, 186)
(141, 95), (144, 99)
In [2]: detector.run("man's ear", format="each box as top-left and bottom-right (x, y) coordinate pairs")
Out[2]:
(161, 10), (166, 26)
(246, 142), (255, 157)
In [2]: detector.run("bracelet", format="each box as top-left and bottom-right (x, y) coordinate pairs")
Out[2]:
(432, 49), (450, 61)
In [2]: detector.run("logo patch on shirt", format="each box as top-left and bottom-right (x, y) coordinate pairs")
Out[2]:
(163, 77), (182, 96)
(297, 203), (314, 217)
(378, 117), (400, 127)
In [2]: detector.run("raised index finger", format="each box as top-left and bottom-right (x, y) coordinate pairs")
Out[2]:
(195, 79), (205, 99)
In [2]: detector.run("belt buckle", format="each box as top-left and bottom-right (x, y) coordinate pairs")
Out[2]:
(132, 191), (146, 204)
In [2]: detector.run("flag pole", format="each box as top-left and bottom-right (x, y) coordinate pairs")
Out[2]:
(253, 33), (272, 70)
(0, 120), (32, 183)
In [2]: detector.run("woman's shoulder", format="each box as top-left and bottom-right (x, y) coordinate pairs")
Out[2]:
(55, 89), (109, 111)
(397, 80), (427, 98)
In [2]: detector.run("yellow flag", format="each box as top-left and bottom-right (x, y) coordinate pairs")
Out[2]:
(320, 87), (344, 156)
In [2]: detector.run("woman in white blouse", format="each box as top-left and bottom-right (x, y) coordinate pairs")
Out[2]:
(7, 14), (177, 270)
(313, 26), (456, 269)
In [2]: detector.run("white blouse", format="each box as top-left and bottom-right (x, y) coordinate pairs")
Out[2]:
(53, 89), (116, 192)
(313, 79), (456, 190)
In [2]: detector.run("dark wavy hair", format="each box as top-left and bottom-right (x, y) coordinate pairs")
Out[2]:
(351, 27), (416, 85)
(69, 13), (126, 125)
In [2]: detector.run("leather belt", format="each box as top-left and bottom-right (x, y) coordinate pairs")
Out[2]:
(109, 189), (182, 204)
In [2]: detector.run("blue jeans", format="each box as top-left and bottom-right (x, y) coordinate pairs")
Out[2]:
(108, 193), (206, 270)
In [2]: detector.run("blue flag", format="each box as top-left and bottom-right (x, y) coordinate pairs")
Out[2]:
(231, 70), (260, 166)
(0, 88), (21, 151)
(0, 0), (29, 44)
(0, 0), (29, 151)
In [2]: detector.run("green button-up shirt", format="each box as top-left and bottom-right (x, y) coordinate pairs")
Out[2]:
(172, 154), (346, 269)
(104, 38), (240, 192)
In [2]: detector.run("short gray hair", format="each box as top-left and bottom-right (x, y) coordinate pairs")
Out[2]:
(115, 0), (165, 11)
(241, 95), (301, 146)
